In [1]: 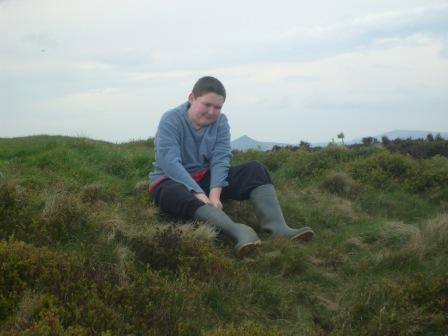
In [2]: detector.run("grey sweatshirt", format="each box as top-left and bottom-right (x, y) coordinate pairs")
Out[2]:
(149, 102), (232, 193)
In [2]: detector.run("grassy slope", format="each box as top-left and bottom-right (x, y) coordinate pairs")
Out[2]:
(0, 136), (447, 336)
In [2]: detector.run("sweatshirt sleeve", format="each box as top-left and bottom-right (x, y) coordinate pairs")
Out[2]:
(209, 114), (232, 189)
(155, 113), (204, 193)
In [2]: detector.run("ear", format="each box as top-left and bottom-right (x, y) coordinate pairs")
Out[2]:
(188, 92), (196, 104)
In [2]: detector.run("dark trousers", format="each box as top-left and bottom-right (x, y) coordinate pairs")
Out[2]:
(150, 160), (272, 220)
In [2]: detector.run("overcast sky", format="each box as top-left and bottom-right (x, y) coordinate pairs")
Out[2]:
(1, 0), (447, 143)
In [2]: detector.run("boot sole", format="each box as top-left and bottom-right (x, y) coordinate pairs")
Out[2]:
(235, 240), (262, 258)
(291, 228), (314, 242)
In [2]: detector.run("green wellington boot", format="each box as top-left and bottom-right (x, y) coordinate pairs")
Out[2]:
(195, 204), (261, 258)
(250, 184), (314, 241)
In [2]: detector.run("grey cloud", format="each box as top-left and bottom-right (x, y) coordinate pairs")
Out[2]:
(253, 5), (448, 62)
(342, 6), (448, 45)
(151, 4), (448, 70)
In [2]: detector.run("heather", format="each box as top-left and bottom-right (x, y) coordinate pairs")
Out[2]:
(1, 135), (447, 335)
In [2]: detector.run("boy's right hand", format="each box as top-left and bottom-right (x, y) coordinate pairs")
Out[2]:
(194, 192), (211, 205)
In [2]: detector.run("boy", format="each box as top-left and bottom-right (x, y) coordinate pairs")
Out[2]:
(149, 76), (314, 257)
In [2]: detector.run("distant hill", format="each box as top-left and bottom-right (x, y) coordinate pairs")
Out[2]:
(232, 130), (448, 151)
(231, 135), (291, 151)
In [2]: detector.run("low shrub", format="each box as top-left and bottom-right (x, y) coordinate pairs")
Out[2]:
(0, 240), (219, 335)
(130, 226), (184, 272)
(40, 192), (94, 244)
(262, 150), (291, 172)
(349, 151), (417, 190)
(203, 320), (287, 336)
(0, 240), (86, 321)
(320, 171), (361, 199)
(383, 138), (448, 159)
(1, 291), (89, 336)
(127, 224), (233, 278)
(336, 274), (448, 335)
(0, 177), (33, 240)
(282, 147), (352, 181)
(411, 155), (448, 192)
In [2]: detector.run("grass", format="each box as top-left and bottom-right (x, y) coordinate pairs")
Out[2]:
(0, 135), (447, 335)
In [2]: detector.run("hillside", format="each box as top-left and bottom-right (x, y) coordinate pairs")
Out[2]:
(1, 135), (448, 335)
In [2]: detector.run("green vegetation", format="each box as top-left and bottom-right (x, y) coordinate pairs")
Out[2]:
(1, 135), (447, 335)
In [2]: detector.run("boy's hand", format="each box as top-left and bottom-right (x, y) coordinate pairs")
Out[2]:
(209, 198), (223, 210)
(209, 187), (223, 210)
(194, 192), (210, 204)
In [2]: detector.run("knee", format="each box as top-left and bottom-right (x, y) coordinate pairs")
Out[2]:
(247, 160), (269, 173)
(157, 183), (203, 219)
(245, 160), (271, 184)
(158, 182), (180, 200)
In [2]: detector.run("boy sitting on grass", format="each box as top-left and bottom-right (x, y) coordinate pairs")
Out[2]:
(149, 76), (314, 257)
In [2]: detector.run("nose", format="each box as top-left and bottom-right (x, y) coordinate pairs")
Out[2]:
(207, 107), (218, 115)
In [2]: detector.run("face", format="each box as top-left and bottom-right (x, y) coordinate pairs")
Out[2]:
(187, 92), (225, 129)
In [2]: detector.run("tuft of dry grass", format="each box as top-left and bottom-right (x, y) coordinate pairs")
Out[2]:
(344, 237), (367, 252)
(131, 179), (149, 194)
(177, 223), (218, 243)
(80, 182), (116, 203)
(409, 213), (448, 256)
(320, 171), (362, 199)
(115, 244), (133, 287)
(378, 221), (420, 248)
(327, 198), (363, 224)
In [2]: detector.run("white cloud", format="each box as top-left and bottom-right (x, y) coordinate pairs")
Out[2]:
(0, 0), (447, 143)
(238, 4), (448, 65)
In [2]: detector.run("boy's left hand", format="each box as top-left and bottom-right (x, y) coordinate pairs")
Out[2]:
(209, 198), (223, 210)
(209, 187), (223, 210)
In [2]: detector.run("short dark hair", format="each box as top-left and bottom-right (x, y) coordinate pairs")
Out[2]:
(192, 76), (226, 100)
